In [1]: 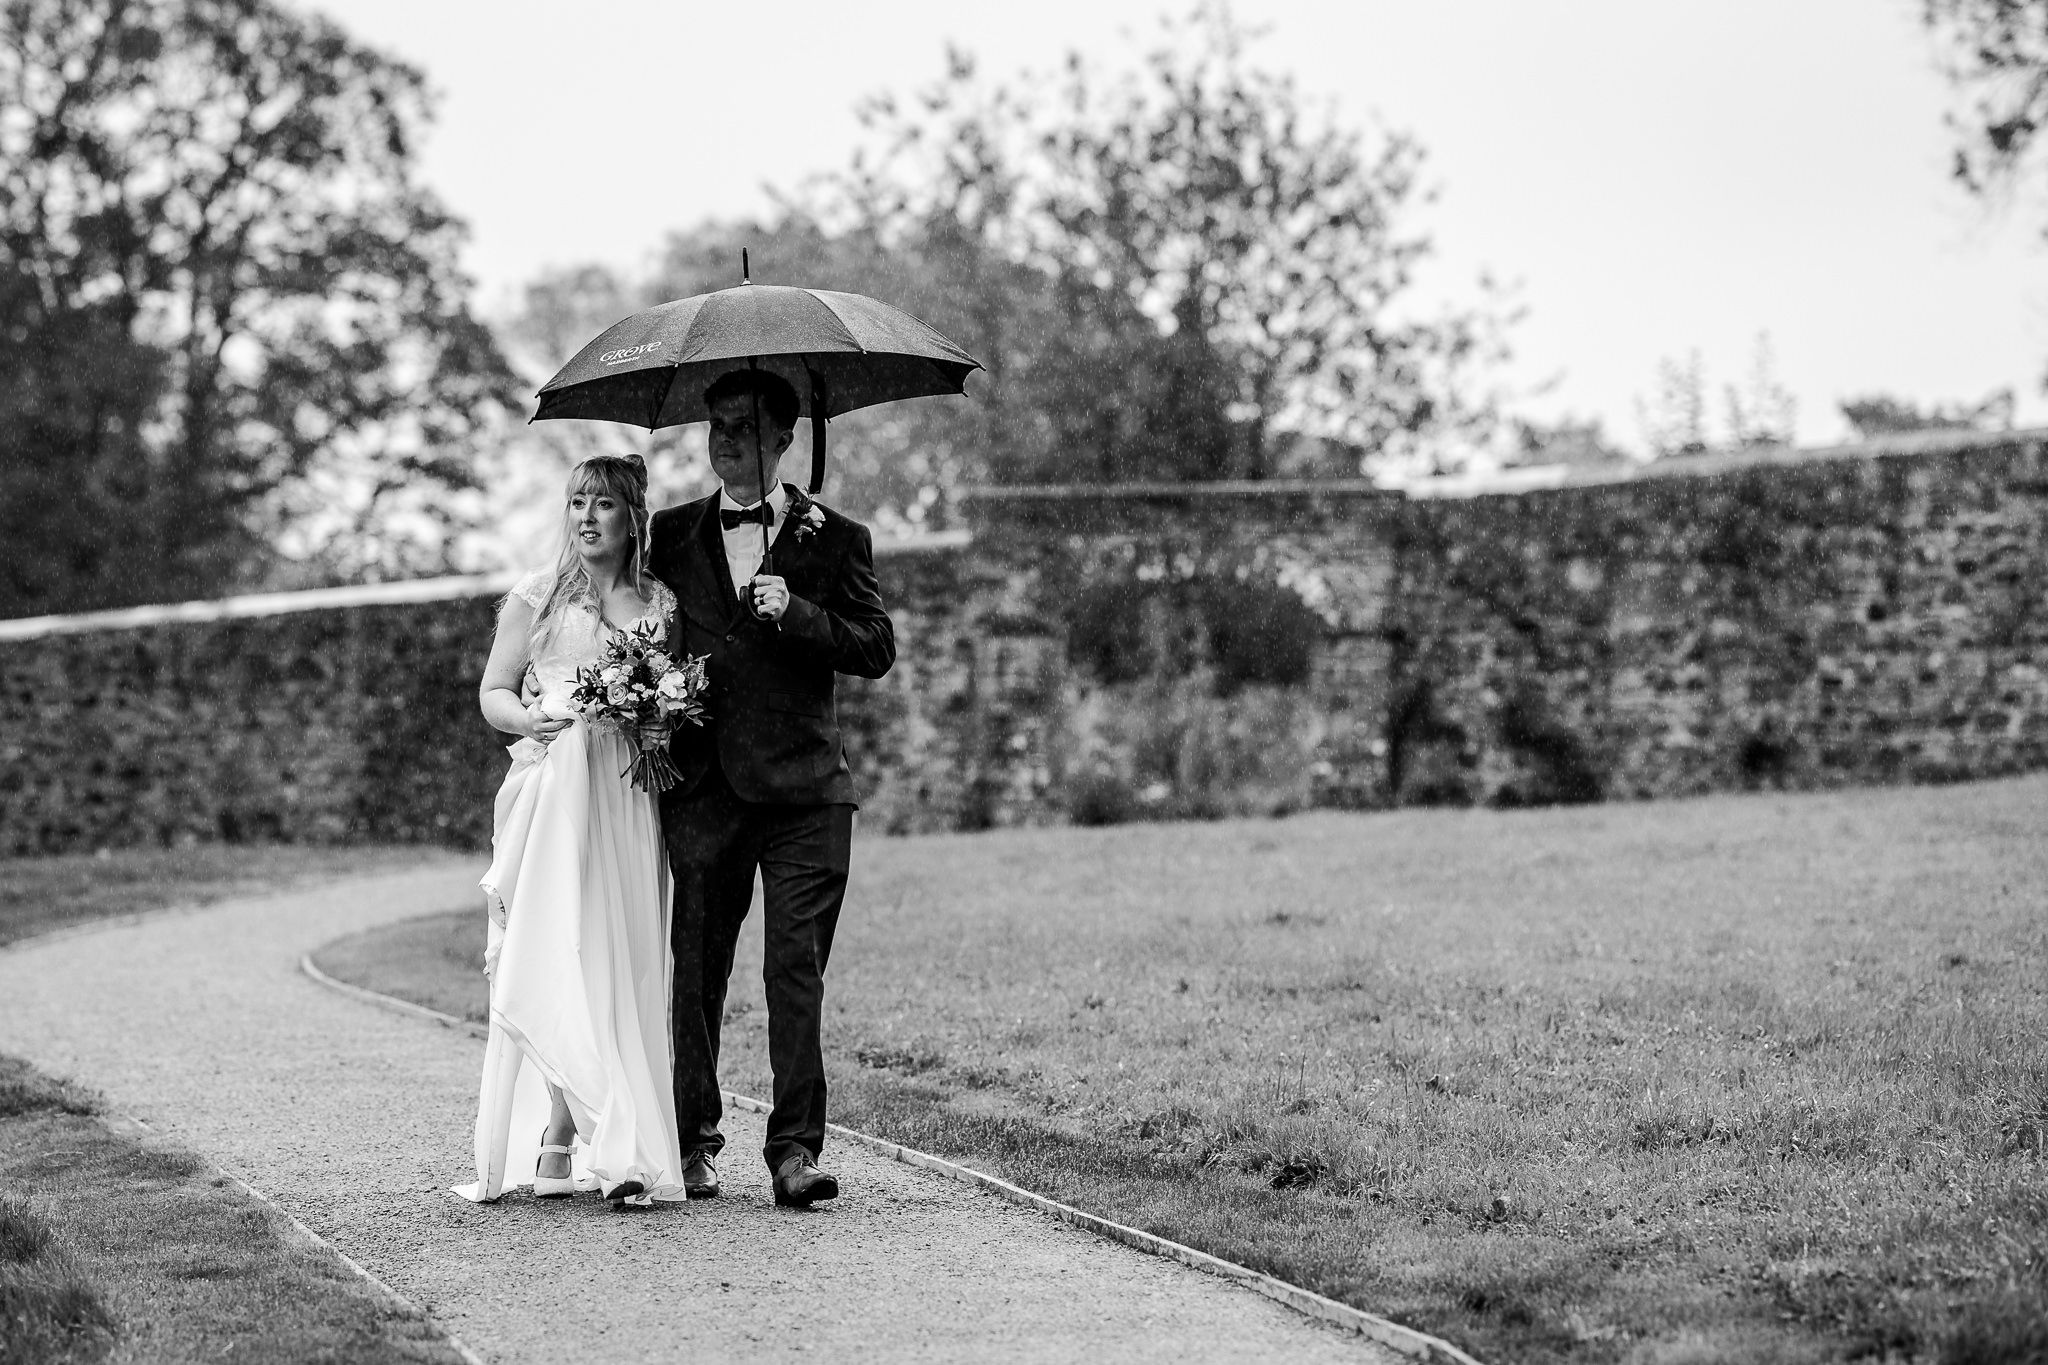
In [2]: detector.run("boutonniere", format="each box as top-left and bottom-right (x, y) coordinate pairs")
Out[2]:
(786, 488), (828, 543)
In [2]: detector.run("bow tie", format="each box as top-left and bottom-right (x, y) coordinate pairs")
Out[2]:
(720, 503), (774, 531)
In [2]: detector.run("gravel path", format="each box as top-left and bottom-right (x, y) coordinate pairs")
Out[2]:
(0, 859), (1402, 1364)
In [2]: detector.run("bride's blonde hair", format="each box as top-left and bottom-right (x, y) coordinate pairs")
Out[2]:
(519, 453), (654, 651)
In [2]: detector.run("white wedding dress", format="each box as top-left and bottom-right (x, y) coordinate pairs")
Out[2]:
(454, 570), (686, 1204)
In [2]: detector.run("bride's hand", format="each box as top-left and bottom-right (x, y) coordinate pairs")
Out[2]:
(525, 704), (573, 743)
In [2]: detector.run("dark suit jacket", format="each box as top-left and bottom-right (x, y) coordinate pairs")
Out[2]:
(646, 487), (895, 807)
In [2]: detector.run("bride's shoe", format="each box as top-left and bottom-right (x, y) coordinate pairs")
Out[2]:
(533, 1139), (577, 1199)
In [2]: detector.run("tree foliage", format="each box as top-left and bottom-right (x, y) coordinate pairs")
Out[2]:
(1839, 388), (2015, 439)
(1635, 335), (1796, 458)
(504, 4), (1512, 532)
(1924, 0), (2048, 195)
(824, 4), (1510, 485)
(1637, 350), (1709, 458)
(0, 0), (518, 614)
(1721, 334), (1798, 449)
(1506, 415), (1631, 471)
(499, 217), (985, 537)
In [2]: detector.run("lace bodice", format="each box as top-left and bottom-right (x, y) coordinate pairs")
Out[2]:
(512, 569), (676, 708)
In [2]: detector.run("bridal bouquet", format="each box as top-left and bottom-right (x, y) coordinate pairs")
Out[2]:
(567, 617), (708, 792)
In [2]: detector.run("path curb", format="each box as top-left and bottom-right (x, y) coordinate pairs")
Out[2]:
(107, 1113), (491, 1365)
(300, 953), (1485, 1365)
(6, 903), (489, 1365)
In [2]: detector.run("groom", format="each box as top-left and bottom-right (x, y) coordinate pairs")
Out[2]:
(645, 368), (895, 1208)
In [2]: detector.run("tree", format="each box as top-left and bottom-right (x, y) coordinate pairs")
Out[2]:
(0, 0), (519, 613)
(1505, 415), (1631, 470)
(1637, 350), (1708, 458)
(0, 264), (167, 610)
(1722, 333), (1797, 449)
(820, 2), (1510, 485)
(499, 2), (1512, 533)
(498, 217), (991, 535)
(1924, 0), (2048, 197)
(1839, 388), (2015, 439)
(1634, 335), (1796, 457)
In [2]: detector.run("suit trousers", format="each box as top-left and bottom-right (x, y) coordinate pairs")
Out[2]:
(663, 765), (853, 1174)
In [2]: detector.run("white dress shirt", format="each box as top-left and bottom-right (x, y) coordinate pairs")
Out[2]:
(718, 482), (788, 596)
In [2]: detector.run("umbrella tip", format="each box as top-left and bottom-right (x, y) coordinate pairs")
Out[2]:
(741, 248), (750, 285)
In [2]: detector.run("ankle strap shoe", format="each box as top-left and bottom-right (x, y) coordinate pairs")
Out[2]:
(533, 1143), (576, 1199)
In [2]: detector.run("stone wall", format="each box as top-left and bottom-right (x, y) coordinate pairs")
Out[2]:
(0, 583), (512, 855)
(1385, 431), (2048, 805)
(861, 431), (2048, 826)
(851, 483), (1402, 834)
(6, 430), (2048, 855)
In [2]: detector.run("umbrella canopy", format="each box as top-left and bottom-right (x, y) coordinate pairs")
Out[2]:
(531, 282), (982, 492)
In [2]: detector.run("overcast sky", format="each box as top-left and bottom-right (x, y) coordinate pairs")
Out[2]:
(311, 0), (2048, 452)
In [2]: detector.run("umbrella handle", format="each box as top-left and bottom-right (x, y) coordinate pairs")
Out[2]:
(748, 356), (770, 578)
(808, 369), (828, 495)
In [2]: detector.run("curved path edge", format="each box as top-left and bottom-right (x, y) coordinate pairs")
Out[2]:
(108, 1111), (491, 1365)
(2, 918), (488, 1365)
(300, 953), (1485, 1365)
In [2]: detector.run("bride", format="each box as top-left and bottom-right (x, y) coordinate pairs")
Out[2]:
(455, 452), (686, 1207)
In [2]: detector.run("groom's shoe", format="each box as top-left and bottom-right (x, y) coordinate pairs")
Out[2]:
(772, 1153), (839, 1208)
(683, 1150), (720, 1200)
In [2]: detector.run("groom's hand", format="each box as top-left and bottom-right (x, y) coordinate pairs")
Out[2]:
(748, 574), (791, 623)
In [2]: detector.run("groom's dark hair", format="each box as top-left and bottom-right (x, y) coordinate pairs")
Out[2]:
(704, 369), (801, 433)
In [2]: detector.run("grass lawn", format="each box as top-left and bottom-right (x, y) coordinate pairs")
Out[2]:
(1, 843), (469, 1362)
(321, 777), (2048, 1364)
(0, 1054), (465, 1365)
(0, 843), (451, 948)
(317, 912), (489, 1027)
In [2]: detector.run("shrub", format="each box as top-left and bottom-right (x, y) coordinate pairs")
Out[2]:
(1737, 726), (1795, 788)
(1066, 574), (1321, 694)
(1492, 684), (1603, 806)
(1197, 578), (1321, 694)
(1385, 678), (1475, 806)
(1059, 677), (1317, 823)
(1065, 580), (1164, 684)
(1065, 770), (1138, 826)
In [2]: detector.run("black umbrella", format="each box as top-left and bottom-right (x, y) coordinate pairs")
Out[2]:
(532, 253), (982, 507)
